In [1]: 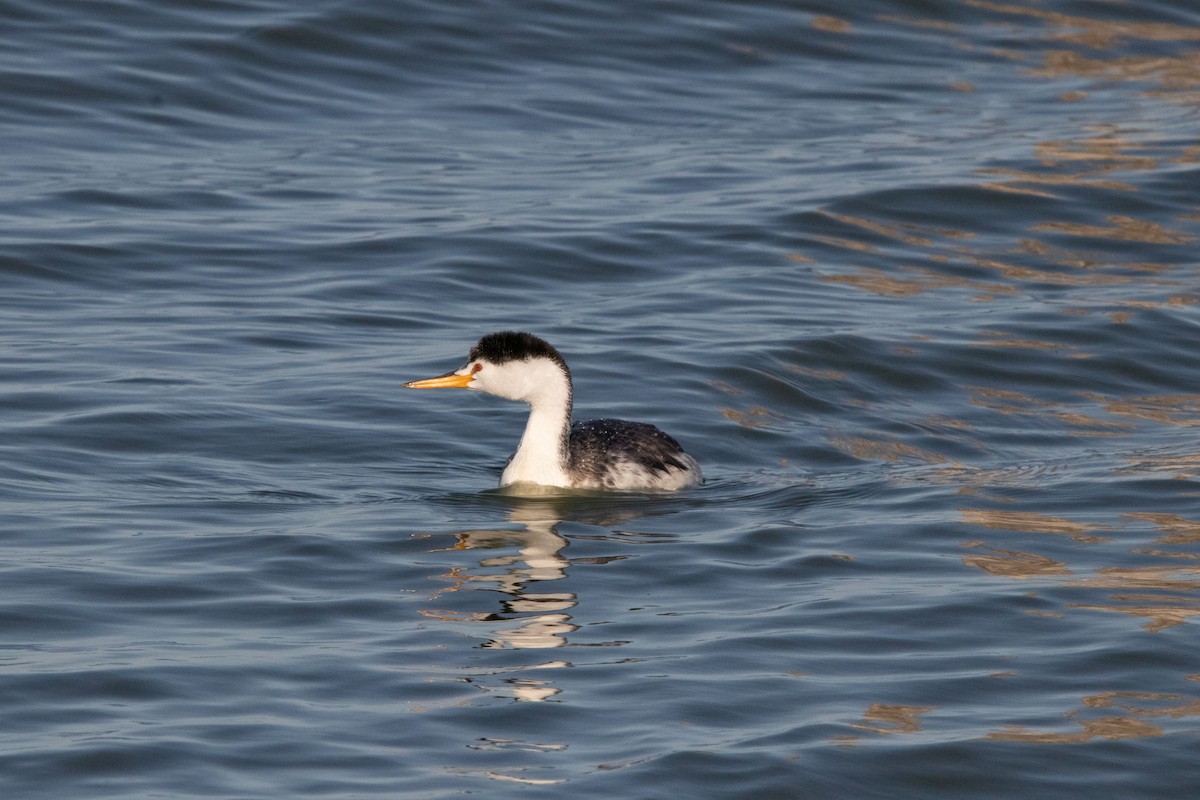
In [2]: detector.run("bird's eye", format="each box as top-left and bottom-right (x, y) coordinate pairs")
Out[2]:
(472, 363), (482, 373)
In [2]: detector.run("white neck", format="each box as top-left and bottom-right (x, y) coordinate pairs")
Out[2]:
(497, 362), (573, 488)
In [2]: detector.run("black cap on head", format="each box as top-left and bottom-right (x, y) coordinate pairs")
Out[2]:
(468, 331), (569, 372)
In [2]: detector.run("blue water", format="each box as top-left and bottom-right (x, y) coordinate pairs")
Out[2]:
(3, 0), (1200, 796)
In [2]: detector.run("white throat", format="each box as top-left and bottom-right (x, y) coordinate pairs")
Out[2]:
(485, 359), (573, 488)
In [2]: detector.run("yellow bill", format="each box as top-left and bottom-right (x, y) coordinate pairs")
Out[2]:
(402, 370), (474, 390)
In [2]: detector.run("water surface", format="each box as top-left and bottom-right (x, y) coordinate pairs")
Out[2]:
(2, 0), (1199, 796)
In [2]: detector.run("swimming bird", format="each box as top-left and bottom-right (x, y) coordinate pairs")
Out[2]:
(403, 331), (702, 492)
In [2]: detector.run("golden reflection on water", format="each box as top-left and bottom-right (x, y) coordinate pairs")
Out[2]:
(979, 131), (1166, 194)
(1033, 215), (1192, 245)
(854, 703), (939, 734)
(721, 406), (784, 429)
(986, 690), (1200, 743)
(962, 509), (1200, 632)
(961, 509), (1110, 542)
(1118, 452), (1200, 480)
(967, 0), (1200, 51)
(961, 545), (1071, 578)
(965, 386), (1135, 436)
(829, 435), (947, 465)
(1073, 565), (1200, 592)
(1088, 394), (1200, 427)
(833, 704), (938, 745)
(814, 201), (1194, 301)
(1069, 598), (1200, 633)
(1035, 135), (1158, 173)
(791, 0), (1200, 753)
(810, 15), (852, 35)
(988, 715), (1163, 743)
(785, 363), (848, 381)
(823, 213), (940, 246)
(811, 0), (1200, 310)
(1125, 512), (1200, 544)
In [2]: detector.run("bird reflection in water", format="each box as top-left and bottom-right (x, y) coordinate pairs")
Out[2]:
(426, 498), (576, 650)
(419, 494), (648, 703)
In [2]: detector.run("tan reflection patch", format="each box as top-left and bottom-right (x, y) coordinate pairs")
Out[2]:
(985, 690), (1200, 743)
(1033, 215), (1193, 244)
(721, 406), (783, 429)
(988, 716), (1162, 743)
(709, 380), (745, 397)
(961, 509), (1111, 543)
(811, 16), (852, 34)
(1085, 691), (1200, 719)
(977, 128), (1170, 194)
(962, 546), (1071, 578)
(1026, 609), (1065, 619)
(1034, 137), (1158, 172)
(1090, 394), (1200, 427)
(968, 386), (1046, 411)
(964, 386), (1129, 435)
(812, 184), (1192, 301)
(1131, 550), (1200, 562)
(820, 268), (925, 296)
(1070, 601), (1200, 632)
(1011, 237), (1080, 262)
(1072, 566), (1200, 592)
(851, 704), (939, 735)
(980, 182), (1059, 199)
(812, 235), (878, 254)
(829, 436), (947, 464)
(922, 414), (972, 431)
(819, 266), (1013, 298)
(1124, 513), (1200, 544)
(822, 213), (937, 247)
(979, 170), (1135, 192)
(1117, 452), (1200, 479)
(1047, 410), (1133, 432)
(1153, 88), (1200, 104)
(1118, 294), (1198, 308)
(965, 1), (1200, 61)
(967, 0), (1200, 46)
(1033, 50), (1200, 90)
(970, 256), (1129, 286)
(925, 463), (1070, 496)
(976, 331), (1067, 350)
(785, 363), (848, 381)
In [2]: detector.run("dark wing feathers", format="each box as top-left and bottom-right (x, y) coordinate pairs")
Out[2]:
(568, 418), (691, 480)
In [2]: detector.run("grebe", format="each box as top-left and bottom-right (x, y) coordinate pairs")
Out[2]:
(403, 331), (703, 492)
